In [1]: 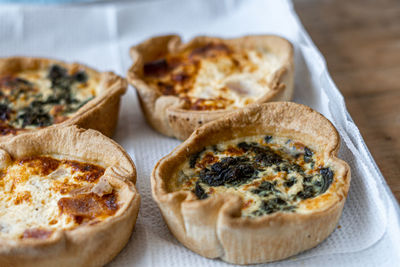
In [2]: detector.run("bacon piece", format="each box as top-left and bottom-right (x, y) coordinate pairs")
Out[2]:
(58, 192), (118, 224)
(91, 176), (113, 197)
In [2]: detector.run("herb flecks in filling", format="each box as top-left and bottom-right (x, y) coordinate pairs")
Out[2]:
(0, 64), (94, 134)
(176, 135), (335, 217)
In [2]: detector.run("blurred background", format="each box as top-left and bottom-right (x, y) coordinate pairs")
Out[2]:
(293, 0), (400, 202)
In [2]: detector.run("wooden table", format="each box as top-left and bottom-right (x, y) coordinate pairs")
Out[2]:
(293, 0), (400, 202)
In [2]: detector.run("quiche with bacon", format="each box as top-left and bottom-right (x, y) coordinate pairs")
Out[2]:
(151, 102), (350, 264)
(128, 35), (293, 140)
(0, 126), (140, 267)
(0, 57), (127, 138)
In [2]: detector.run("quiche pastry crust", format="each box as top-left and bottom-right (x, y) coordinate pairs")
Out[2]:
(128, 35), (294, 140)
(0, 57), (127, 139)
(0, 126), (140, 267)
(151, 102), (350, 264)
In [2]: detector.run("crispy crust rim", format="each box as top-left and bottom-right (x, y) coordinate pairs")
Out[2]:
(151, 102), (351, 264)
(0, 126), (140, 267)
(127, 34), (294, 140)
(0, 57), (127, 139)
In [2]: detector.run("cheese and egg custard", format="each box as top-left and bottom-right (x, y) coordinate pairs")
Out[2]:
(170, 135), (339, 217)
(142, 42), (280, 111)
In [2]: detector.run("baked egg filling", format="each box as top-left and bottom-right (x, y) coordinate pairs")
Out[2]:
(0, 64), (100, 135)
(0, 154), (119, 239)
(142, 43), (280, 110)
(170, 135), (337, 217)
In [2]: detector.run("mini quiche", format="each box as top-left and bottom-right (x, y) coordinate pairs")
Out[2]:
(128, 35), (293, 140)
(151, 102), (350, 264)
(0, 57), (127, 138)
(0, 126), (140, 267)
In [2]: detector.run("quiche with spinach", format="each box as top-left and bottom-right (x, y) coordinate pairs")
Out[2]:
(151, 102), (350, 264)
(128, 35), (293, 140)
(0, 57), (127, 138)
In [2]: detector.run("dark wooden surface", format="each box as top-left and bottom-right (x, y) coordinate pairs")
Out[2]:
(293, 0), (400, 201)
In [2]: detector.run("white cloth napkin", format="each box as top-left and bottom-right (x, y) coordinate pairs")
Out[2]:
(0, 0), (399, 266)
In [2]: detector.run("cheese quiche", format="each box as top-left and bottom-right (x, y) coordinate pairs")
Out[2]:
(0, 126), (140, 267)
(128, 35), (293, 140)
(151, 102), (350, 264)
(0, 57), (127, 138)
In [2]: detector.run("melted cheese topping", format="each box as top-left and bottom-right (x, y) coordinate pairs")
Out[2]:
(0, 155), (118, 240)
(0, 64), (100, 134)
(142, 43), (280, 110)
(170, 135), (340, 217)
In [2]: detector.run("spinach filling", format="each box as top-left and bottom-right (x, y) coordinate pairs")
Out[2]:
(251, 181), (297, 215)
(199, 156), (256, 187)
(194, 182), (208, 200)
(0, 64), (92, 131)
(0, 103), (11, 121)
(191, 137), (334, 216)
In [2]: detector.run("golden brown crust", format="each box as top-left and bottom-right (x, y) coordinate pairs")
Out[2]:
(128, 35), (294, 140)
(0, 57), (127, 139)
(0, 126), (140, 267)
(151, 102), (351, 264)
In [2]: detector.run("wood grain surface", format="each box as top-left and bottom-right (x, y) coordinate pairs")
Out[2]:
(293, 0), (400, 202)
